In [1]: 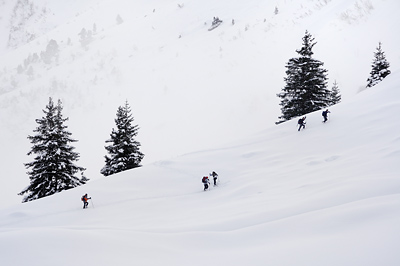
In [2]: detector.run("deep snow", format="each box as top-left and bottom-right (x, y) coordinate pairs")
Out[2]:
(1, 72), (399, 265)
(0, 0), (399, 265)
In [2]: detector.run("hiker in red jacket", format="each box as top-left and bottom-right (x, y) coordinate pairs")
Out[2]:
(81, 193), (91, 209)
(202, 176), (210, 191)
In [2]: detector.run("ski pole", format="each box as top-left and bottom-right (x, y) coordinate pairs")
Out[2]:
(90, 198), (95, 208)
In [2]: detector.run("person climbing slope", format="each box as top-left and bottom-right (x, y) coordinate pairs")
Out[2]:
(202, 176), (210, 191)
(322, 109), (330, 123)
(298, 116), (306, 131)
(211, 171), (218, 186)
(81, 193), (91, 209)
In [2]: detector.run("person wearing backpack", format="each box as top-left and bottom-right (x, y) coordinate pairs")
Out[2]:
(81, 193), (91, 209)
(202, 176), (210, 191)
(211, 171), (218, 186)
(322, 109), (330, 123)
(298, 116), (306, 131)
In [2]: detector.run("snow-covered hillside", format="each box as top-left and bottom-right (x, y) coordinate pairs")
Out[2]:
(1, 69), (399, 266)
(0, 0), (399, 264)
(1, 0), (399, 206)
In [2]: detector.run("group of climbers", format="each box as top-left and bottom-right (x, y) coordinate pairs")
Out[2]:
(298, 109), (331, 131)
(80, 110), (332, 206)
(80, 171), (220, 209)
(202, 171), (219, 191)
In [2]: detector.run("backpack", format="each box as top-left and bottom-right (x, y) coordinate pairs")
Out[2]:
(81, 195), (86, 202)
(322, 111), (326, 116)
(298, 119), (302, 124)
(202, 176), (208, 183)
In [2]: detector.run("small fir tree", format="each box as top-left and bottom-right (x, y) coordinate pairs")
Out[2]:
(40, 39), (59, 64)
(19, 98), (86, 203)
(101, 101), (144, 176)
(79, 28), (93, 49)
(277, 31), (330, 122)
(366, 42), (391, 88)
(329, 80), (341, 106)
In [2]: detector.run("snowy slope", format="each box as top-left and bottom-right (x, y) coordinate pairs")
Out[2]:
(1, 0), (399, 207)
(0, 0), (400, 264)
(0, 71), (399, 266)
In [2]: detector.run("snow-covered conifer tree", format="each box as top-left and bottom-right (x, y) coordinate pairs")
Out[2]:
(366, 42), (391, 88)
(101, 101), (144, 176)
(329, 80), (341, 106)
(40, 39), (59, 64)
(19, 98), (86, 202)
(277, 31), (330, 122)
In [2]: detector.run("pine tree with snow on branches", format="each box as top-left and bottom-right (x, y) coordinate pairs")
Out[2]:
(329, 80), (341, 106)
(277, 31), (330, 122)
(366, 42), (391, 88)
(101, 101), (144, 176)
(19, 98), (86, 203)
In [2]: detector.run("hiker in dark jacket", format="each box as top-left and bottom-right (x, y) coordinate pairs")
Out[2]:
(211, 171), (218, 186)
(298, 116), (306, 131)
(322, 109), (330, 123)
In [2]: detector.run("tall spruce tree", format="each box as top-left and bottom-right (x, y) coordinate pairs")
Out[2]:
(366, 42), (391, 88)
(19, 98), (86, 203)
(277, 31), (330, 122)
(101, 101), (144, 176)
